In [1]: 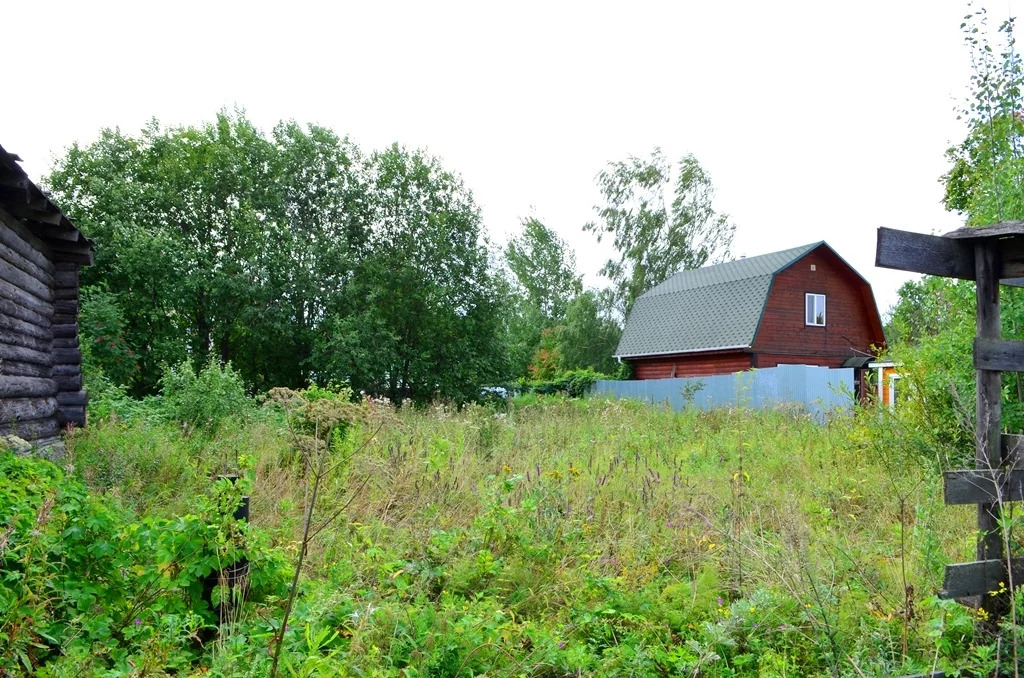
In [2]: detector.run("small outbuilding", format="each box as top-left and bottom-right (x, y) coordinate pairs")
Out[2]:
(0, 144), (92, 456)
(614, 242), (885, 391)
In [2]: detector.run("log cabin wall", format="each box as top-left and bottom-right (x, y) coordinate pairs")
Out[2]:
(0, 144), (92, 457)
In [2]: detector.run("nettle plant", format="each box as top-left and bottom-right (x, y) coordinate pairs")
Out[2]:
(0, 450), (287, 675)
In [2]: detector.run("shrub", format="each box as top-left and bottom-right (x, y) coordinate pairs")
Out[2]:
(160, 358), (254, 433)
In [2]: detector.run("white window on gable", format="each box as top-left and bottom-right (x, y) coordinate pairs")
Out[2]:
(805, 293), (826, 326)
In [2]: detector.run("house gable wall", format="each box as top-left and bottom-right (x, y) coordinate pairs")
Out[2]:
(751, 248), (884, 365)
(630, 351), (752, 379)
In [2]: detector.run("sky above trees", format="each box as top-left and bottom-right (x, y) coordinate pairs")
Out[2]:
(6, 0), (1019, 313)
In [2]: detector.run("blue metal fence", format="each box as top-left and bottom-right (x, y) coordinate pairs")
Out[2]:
(591, 364), (854, 422)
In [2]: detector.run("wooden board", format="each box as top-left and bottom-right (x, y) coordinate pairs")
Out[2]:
(974, 337), (1024, 372)
(941, 558), (1024, 598)
(944, 469), (1024, 504)
(876, 227), (974, 279)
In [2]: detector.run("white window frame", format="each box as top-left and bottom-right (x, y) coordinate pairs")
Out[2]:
(805, 293), (826, 326)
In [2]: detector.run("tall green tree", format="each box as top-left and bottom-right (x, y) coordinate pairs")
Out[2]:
(505, 217), (582, 322)
(503, 217), (583, 378)
(311, 144), (509, 403)
(584, 149), (735, 315)
(557, 290), (621, 374)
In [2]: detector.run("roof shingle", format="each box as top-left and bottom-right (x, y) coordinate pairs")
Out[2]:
(614, 243), (821, 358)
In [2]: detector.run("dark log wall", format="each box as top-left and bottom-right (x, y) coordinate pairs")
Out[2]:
(0, 207), (86, 453)
(630, 351), (752, 379)
(751, 248), (885, 365)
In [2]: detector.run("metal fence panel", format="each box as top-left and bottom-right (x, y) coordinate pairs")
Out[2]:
(591, 365), (854, 422)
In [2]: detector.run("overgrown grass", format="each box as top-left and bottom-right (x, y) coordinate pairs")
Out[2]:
(3, 394), (1009, 676)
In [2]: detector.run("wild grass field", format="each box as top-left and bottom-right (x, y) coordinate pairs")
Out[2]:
(0, 379), (1010, 676)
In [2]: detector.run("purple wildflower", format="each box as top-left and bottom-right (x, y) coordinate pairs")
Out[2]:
(134, 618), (141, 626)
(717, 597), (723, 605)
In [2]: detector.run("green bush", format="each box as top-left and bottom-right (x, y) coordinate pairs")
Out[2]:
(518, 367), (610, 398)
(160, 358), (254, 433)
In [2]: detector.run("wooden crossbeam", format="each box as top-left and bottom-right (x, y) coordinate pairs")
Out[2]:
(940, 558), (1024, 599)
(876, 227), (1024, 286)
(944, 468), (1024, 504)
(974, 337), (1024, 371)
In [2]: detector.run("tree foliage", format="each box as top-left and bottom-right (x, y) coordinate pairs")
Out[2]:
(48, 112), (509, 400)
(584, 149), (735, 314)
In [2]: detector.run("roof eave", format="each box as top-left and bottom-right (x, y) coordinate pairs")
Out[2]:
(614, 344), (750, 360)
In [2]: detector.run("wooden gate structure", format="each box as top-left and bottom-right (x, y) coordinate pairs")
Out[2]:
(877, 223), (1024, 614)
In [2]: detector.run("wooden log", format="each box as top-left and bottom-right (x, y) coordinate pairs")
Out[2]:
(976, 242), (1004, 563)
(0, 311), (52, 341)
(58, 406), (85, 428)
(52, 337), (78, 349)
(54, 261), (78, 272)
(0, 375), (56, 398)
(0, 255), (53, 303)
(52, 323), (78, 339)
(974, 338), (1024, 372)
(54, 287), (78, 301)
(54, 300), (78, 315)
(941, 558), (1024, 599)
(0, 397), (58, 424)
(53, 348), (81, 365)
(0, 279), (53, 321)
(0, 417), (59, 440)
(53, 374), (82, 391)
(55, 390), (87, 406)
(0, 341), (53, 367)
(0, 216), (54, 274)
(0, 240), (55, 288)
(52, 313), (77, 325)
(0, 328), (51, 354)
(944, 469), (1024, 504)
(50, 251), (92, 266)
(0, 361), (51, 378)
(53, 270), (78, 288)
(51, 364), (81, 376)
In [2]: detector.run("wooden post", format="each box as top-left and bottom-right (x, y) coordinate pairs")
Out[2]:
(975, 242), (1003, 563)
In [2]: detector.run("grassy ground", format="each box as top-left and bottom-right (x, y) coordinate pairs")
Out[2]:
(3, 394), (1001, 676)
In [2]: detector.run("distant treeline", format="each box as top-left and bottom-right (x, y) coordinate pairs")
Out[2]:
(47, 111), (734, 401)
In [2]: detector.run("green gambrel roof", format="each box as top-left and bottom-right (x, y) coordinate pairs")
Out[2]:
(614, 243), (822, 358)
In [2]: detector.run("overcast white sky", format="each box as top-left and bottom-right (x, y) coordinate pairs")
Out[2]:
(4, 1), (1015, 315)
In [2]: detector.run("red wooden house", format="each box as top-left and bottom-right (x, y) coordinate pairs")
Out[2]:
(614, 242), (885, 382)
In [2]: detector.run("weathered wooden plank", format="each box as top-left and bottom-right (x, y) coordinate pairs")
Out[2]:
(976, 243), (1004, 563)
(54, 261), (78, 272)
(51, 323), (77, 339)
(974, 337), (1024, 372)
(0, 328), (51, 354)
(0, 239), (54, 287)
(51, 364), (81, 377)
(0, 416), (59, 440)
(0, 211), (54, 272)
(0, 397), (58, 424)
(940, 558), (1024, 598)
(945, 221), (1024, 239)
(876, 227), (974, 279)
(0, 341), (53, 367)
(52, 337), (78, 349)
(31, 223), (79, 242)
(55, 390), (87, 406)
(0, 255), (53, 303)
(52, 348), (81, 365)
(53, 300), (78, 315)
(0, 376), (56, 398)
(0, 361), (51, 378)
(53, 373), (82, 391)
(944, 469), (1024, 504)
(49, 250), (92, 266)
(58, 406), (85, 428)
(54, 287), (78, 301)
(0, 308), (52, 341)
(0, 277), (53, 320)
